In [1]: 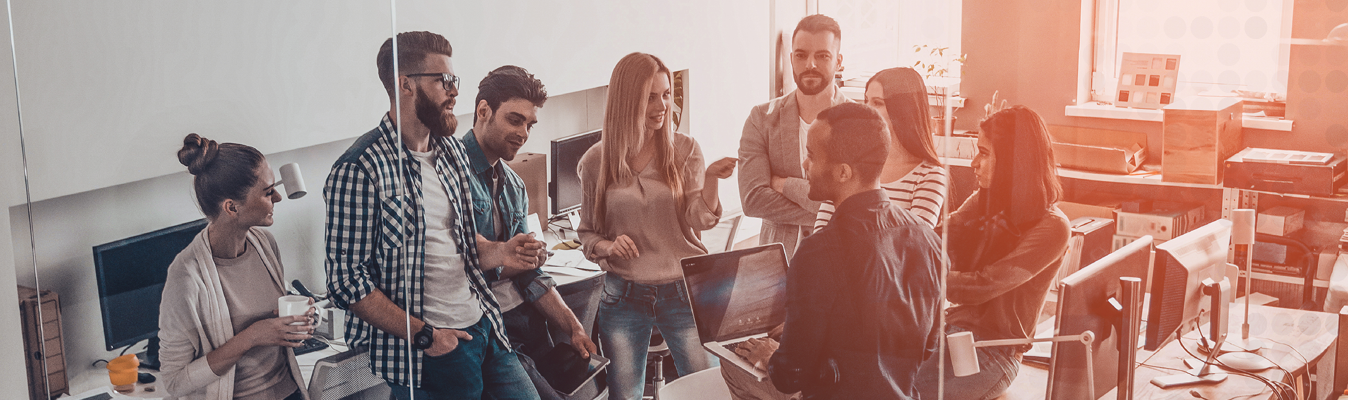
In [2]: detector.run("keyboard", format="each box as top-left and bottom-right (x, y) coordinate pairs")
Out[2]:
(295, 337), (330, 356)
(723, 340), (748, 354)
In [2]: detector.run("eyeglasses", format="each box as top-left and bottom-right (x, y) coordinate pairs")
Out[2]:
(405, 72), (460, 92)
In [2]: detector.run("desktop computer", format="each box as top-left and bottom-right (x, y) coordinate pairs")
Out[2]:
(92, 218), (208, 370)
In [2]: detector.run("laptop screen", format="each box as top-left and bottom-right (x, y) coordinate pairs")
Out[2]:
(681, 243), (789, 343)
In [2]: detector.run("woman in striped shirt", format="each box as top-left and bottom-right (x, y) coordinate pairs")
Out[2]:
(814, 67), (948, 232)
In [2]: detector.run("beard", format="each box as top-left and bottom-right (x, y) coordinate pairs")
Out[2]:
(794, 68), (830, 96)
(415, 86), (457, 138)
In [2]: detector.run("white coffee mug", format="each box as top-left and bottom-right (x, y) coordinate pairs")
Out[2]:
(277, 295), (320, 331)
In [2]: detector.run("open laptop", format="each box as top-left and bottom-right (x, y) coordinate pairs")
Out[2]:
(680, 243), (789, 382)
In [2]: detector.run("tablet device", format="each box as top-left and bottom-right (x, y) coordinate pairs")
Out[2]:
(535, 344), (609, 396)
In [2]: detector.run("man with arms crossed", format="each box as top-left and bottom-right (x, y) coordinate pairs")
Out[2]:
(324, 31), (544, 400)
(735, 103), (943, 400)
(738, 14), (851, 258)
(462, 65), (598, 399)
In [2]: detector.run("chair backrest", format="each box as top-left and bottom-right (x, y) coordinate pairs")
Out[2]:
(552, 271), (607, 340)
(307, 347), (390, 400)
(660, 366), (730, 399)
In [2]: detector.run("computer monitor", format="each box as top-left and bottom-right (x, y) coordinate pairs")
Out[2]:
(550, 129), (602, 217)
(93, 219), (208, 367)
(1049, 235), (1154, 399)
(1143, 219), (1233, 351)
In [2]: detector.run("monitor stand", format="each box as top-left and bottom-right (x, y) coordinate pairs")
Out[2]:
(1216, 351), (1274, 372)
(1150, 278), (1234, 389)
(137, 337), (161, 371)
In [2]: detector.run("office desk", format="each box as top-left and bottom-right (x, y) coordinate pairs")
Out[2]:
(64, 340), (349, 400)
(1005, 305), (1338, 400)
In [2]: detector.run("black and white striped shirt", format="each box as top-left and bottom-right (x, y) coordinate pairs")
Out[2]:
(814, 162), (948, 232)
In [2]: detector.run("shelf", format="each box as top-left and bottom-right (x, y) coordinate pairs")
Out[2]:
(941, 157), (1348, 203)
(1245, 270), (1329, 289)
(840, 86), (965, 109)
(1063, 104), (1293, 131)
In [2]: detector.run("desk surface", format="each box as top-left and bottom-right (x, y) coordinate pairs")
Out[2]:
(1005, 304), (1337, 400)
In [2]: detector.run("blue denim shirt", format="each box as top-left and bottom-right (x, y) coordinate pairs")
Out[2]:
(462, 129), (556, 303)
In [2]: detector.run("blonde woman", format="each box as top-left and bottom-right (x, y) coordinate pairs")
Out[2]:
(577, 52), (737, 400)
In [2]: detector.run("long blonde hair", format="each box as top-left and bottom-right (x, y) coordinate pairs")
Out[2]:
(592, 52), (684, 230)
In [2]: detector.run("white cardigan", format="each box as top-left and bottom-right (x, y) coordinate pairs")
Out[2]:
(156, 226), (309, 400)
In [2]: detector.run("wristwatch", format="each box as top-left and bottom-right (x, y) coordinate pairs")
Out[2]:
(413, 324), (436, 350)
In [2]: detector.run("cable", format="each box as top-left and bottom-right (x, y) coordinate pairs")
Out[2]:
(1176, 335), (1295, 400)
(1261, 337), (1309, 366)
(1177, 320), (1295, 400)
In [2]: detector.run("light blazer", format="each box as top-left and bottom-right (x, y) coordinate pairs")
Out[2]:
(737, 88), (851, 256)
(157, 227), (309, 400)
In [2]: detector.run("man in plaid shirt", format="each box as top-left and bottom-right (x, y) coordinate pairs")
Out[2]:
(324, 31), (545, 400)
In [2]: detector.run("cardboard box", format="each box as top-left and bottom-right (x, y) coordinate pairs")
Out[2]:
(1058, 195), (1124, 221)
(1048, 125), (1148, 174)
(1162, 97), (1243, 184)
(1256, 206), (1304, 236)
(506, 152), (548, 230)
(1115, 203), (1205, 241)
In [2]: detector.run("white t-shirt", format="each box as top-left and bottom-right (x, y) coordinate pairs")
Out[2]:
(410, 149), (483, 329)
(799, 117), (812, 166)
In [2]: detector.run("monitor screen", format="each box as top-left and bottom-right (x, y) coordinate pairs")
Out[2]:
(550, 129), (602, 216)
(1144, 219), (1232, 351)
(93, 219), (208, 350)
(1050, 235), (1154, 400)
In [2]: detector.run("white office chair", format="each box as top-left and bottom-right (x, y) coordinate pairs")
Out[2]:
(307, 347), (391, 400)
(657, 366), (731, 400)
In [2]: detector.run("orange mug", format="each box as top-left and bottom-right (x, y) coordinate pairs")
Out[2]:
(107, 354), (139, 394)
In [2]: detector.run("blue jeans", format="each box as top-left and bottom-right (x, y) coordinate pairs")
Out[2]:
(390, 316), (540, 400)
(915, 325), (1020, 400)
(598, 275), (717, 400)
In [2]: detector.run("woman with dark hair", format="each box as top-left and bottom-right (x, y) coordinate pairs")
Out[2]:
(812, 67), (947, 231)
(158, 134), (311, 400)
(577, 52), (736, 400)
(916, 106), (1070, 399)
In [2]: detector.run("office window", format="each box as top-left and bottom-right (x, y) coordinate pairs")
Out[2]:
(819, 0), (962, 81)
(1090, 0), (1292, 104)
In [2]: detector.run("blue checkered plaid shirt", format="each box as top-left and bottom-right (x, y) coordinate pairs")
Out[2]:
(323, 114), (510, 388)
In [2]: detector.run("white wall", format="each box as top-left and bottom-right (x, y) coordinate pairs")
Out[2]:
(6, 0), (767, 204)
(6, 1), (769, 393)
(10, 137), (354, 393)
(0, 1), (34, 397)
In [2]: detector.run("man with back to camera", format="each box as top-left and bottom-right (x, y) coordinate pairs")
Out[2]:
(323, 31), (546, 400)
(733, 103), (944, 400)
(738, 13), (851, 259)
(461, 65), (599, 399)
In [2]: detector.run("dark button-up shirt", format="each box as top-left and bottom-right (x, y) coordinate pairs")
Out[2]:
(768, 189), (943, 400)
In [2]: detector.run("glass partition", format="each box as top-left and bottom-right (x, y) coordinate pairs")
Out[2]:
(9, 2), (396, 397)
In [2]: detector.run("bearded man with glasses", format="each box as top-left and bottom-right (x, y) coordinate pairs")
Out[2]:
(324, 31), (546, 400)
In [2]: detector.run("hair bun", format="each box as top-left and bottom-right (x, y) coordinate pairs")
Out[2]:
(178, 133), (220, 175)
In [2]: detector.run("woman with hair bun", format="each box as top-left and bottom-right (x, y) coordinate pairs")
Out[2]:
(157, 134), (311, 400)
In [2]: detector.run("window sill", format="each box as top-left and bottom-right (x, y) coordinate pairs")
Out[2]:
(1064, 104), (1293, 131)
(840, 86), (966, 109)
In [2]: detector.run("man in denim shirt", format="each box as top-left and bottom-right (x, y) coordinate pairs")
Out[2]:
(462, 65), (598, 399)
